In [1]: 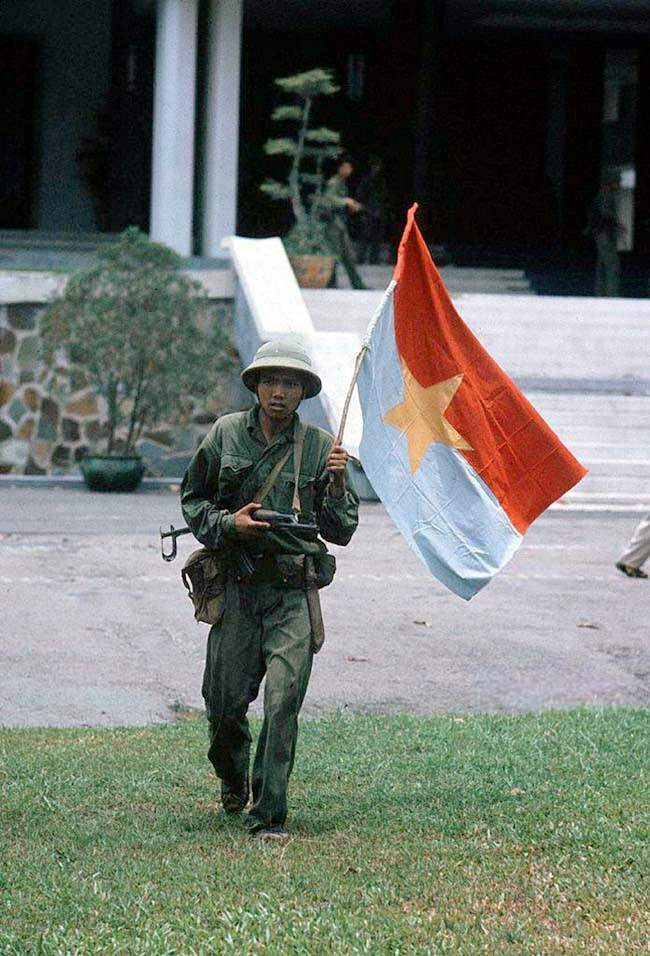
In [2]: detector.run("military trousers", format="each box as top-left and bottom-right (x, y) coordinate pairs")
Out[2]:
(202, 573), (313, 830)
(327, 222), (367, 290)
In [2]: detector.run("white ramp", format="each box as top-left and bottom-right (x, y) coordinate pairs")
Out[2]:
(225, 236), (371, 493)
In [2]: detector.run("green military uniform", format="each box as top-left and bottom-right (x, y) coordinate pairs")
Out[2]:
(324, 174), (367, 290)
(180, 405), (359, 831)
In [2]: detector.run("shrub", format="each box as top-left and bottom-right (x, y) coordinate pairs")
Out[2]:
(40, 228), (232, 455)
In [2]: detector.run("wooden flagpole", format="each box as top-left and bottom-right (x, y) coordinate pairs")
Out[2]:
(333, 278), (396, 447)
(334, 344), (369, 446)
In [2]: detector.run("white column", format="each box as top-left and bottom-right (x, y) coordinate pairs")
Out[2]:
(150, 0), (199, 255)
(201, 0), (243, 255)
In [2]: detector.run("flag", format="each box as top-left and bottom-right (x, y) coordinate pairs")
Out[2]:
(356, 205), (587, 599)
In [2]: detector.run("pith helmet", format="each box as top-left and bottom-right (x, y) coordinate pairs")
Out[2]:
(241, 336), (322, 399)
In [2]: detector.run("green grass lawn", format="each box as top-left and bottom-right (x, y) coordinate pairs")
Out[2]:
(1, 709), (648, 955)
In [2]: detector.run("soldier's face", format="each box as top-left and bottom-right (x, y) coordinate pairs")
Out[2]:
(257, 371), (304, 420)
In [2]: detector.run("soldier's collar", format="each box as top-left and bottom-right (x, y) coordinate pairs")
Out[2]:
(246, 404), (299, 443)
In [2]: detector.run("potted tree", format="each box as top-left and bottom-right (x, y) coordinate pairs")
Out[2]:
(41, 228), (229, 491)
(261, 68), (345, 288)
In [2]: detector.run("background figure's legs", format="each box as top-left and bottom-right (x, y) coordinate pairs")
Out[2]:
(605, 248), (621, 297)
(618, 514), (650, 570)
(329, 222), (367, 289)
(249, 586), (313, 830)
(595, 236), (620, 296)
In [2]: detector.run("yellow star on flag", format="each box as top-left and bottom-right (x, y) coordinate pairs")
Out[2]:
(383, 359), (473, 474)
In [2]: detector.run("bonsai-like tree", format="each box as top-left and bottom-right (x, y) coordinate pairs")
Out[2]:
(260, 68), (346, 255)
(41, 228), (230, 455)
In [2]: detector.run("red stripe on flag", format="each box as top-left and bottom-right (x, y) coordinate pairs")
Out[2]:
(392, 206), (587, 534)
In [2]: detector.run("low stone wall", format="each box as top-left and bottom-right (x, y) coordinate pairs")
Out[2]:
(0, 297), (247, 477)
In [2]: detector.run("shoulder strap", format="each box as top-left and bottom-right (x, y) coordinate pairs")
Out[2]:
(292, 421), (305, 512)
(254, 418), (306, 508)
(255, 446), (292, 504)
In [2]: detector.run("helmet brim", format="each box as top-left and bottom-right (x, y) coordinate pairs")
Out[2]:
(241, 356), (322, 399)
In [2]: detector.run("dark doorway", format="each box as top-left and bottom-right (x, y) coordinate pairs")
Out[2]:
(445, 41), (550, 253)
(0, 39), (38, 229)
(237, 12), (417, 246)
(107, 0), (155, 232)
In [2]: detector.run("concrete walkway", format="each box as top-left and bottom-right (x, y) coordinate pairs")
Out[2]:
(0, 486), (648, 727)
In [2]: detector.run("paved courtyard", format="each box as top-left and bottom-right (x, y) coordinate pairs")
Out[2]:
(1, 485), (648, 727)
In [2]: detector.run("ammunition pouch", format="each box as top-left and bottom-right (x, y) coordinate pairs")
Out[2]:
(181, 548), (227, 625)
(313, 551), (336, 589)
(274, 552), (336, 590)
(181, 547), (336, 627)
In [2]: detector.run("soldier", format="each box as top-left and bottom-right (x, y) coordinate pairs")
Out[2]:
(587, 169), (625, 297)
(356, 155), (389, 265)
(180, 338), (359, 840)
(323, 157), (367, 290)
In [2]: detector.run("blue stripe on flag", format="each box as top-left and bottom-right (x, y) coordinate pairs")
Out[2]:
(357, 289), (523, 600)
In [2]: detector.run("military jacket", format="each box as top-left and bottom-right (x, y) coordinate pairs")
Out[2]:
(180, 406), (359, 558)
(324, 175), (349, 225)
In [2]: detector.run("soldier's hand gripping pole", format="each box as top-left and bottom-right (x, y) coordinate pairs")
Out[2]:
(160, 524), (192, 562)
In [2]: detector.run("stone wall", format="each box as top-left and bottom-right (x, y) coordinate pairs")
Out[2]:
(0, 298), (247, 477)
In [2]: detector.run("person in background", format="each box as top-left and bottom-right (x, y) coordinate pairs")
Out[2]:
(356, 155), (389, 265)
(616, 514), (650, 579)
(587, 169), (625, 297)
(323, 156), (367, 290)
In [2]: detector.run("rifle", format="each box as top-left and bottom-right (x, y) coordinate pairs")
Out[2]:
(160, 509), (318, 562)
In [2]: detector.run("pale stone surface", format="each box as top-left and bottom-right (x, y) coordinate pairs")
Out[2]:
(227, 236), (362, 444)
(0, 438), (28, 467)
(65, 392), (99, 417)
(0, 491), (647, 726)
(0, 268), (233, 304)
(303, 289), (650, 386)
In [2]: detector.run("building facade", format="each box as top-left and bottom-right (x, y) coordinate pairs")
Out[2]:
(2, 0), (650, 265)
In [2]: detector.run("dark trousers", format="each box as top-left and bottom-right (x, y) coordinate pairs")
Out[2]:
(202, 575), (313, 829)
(595, 235), (620, 297)
(327, 221), (367, 289)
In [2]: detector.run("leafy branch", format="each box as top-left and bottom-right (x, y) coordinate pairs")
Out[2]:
(261, 68), (344, 255)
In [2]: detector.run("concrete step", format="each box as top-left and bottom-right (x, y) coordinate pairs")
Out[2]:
(0, 230), (119, 249)
(303, 290), (650, 386)
(337, 263), (533, 294)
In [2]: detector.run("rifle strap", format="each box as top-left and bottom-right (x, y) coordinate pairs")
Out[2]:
(292, 421), (305, 513)
(255, 447), (292, 504)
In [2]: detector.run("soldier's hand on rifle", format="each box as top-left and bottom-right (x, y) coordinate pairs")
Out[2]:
(327, 444), (349, 498)
(233, 502), (271, 537)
